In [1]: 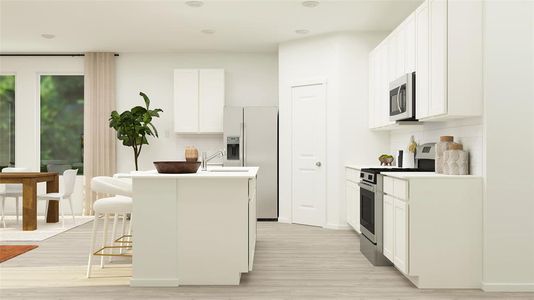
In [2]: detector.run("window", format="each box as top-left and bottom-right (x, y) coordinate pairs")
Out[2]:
(0, 75), (15, 169)
(40, 75), (84, 174)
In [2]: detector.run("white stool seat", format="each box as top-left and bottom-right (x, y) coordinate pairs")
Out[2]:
(93, 196), (132, 214)
(87, 176), (133, 278)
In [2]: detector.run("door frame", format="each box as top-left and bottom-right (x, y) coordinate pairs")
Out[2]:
(289, 78), (327, 227)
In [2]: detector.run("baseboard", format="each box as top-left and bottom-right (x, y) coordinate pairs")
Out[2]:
(130, 278), (180, 287)
(277, 217), (291, 224)
(482, 282), (534, 292)
(324, 223), (351, 230)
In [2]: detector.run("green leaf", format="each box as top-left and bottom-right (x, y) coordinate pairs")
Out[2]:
(139, 92), (150, 108)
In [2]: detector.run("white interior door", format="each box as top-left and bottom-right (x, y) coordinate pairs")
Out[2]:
(291, 83), (326, 227)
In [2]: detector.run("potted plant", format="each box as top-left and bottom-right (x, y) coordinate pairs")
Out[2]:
(109, 92), (163, 171)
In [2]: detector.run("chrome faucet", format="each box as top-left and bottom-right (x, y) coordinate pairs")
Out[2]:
(201, 150), (225, 171)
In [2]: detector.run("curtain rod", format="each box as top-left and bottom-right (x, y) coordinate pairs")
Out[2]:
(0, 53), (120, 57)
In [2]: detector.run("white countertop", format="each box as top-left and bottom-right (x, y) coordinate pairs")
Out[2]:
(381, 171), (482, 179)
(345, 165), (401, 170)
(116, 166), (258, 179)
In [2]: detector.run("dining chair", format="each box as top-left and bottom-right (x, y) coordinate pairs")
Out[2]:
(0, 167), (28, 228)
(87, 176), (133, 278)
(37, 169), (78, 227)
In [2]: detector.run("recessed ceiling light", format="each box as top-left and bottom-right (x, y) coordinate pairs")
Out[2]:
(201, 29), (216, 35)
(302, 1), (320, 8)
(185, 1), (204, 7)
(41, 33), (55, 39)
(295, 29), (310, 35)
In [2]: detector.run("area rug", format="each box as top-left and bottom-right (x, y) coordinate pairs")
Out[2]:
(0, 216), (93, 242)
(0, 245), (38, 263)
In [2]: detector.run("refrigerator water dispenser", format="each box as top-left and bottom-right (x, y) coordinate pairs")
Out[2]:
(226, 136), (240, 160)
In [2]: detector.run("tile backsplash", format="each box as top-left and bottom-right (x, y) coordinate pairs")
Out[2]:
(390, 117), (484, 175)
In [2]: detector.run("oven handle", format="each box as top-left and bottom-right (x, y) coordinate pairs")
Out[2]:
(358, 182), (375, 192)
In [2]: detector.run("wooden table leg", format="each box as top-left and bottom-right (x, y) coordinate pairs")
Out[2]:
(46, 174), (59, 223)
(22, 179), (37, 231)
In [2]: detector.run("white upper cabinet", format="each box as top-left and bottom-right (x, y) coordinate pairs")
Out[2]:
(198, 69), (225, 133)
(369, 0), (483, 128)
(429, 0), (447, 118)
(369, 12), (416, 129)
(415, 1), (430, 119)
(174, 69), (225, 133)
(404, 14), (416, 73)
(369, 40), (395, 129)
(417, 0), (483, 120)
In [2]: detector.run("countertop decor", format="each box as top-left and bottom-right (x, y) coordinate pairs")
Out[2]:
(109, 92), (163, 171)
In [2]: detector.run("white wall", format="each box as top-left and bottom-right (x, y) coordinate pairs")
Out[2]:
(278, 32), (390, 228)
(390, 118), (484, 175)
(482, 0), (534, 291)
(0, 56), (85, 215)
(115, 52), (278, 172)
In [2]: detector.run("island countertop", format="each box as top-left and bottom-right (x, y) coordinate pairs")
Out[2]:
(116, 166), (258, 179)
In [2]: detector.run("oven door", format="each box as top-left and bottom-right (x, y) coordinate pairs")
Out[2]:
(359, 181), (376, 244)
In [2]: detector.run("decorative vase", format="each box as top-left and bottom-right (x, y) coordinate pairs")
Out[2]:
(436, 136), (454, 174)
(443, 143), (469, 175)
(185, 146), (199, 162)
(406, 135), (417, 168)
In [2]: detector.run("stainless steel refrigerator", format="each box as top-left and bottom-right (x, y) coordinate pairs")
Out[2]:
(224, 106), (278, 220)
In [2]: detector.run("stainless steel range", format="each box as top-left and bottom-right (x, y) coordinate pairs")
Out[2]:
(359, 143), (436, 266)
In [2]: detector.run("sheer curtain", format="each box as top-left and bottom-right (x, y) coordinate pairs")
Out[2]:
(83, 53), (116, 215)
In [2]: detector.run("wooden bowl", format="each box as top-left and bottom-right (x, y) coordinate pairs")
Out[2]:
(153, 161), (201, 174)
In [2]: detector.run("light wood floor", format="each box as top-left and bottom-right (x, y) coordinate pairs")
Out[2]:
(1, 221), (532, 299)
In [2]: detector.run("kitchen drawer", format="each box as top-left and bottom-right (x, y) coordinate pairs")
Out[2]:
(384, 176), (408, 200)
(393, 179), (408, 200)
(345, 168), (360, 183)
(384, 176), (394, 195)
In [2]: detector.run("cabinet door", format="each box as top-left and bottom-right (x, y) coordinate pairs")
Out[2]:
(174, 69), (199, 133)
(415, 1), (430, 119)
(404, 13), (416, 73)
(368, 51), (377, 128)
(379, 45), (393, 126)
(346, 181), (355, 227)
(396, 27), (406, 78)
(198, 69), (225, 133)
(429, 0), (447, 117)
(248, 178), (257, 271)
(387, 33), (398, 83)
(394, 198), (409, 274)
(353, 182), (360, 233)
(345, 180), (361, 232)
(383, 194), (394, 261)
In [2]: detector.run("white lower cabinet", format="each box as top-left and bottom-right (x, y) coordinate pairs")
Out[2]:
(345, 167), (360, 233)
(248, 178), (257, 271)
(383, 194), (394, 261)
(381, 174), (483, 288)
(393, 198), (408, 274)
(383, 193), (409, 274)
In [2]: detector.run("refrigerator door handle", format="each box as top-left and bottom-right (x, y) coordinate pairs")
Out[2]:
(241, 121), (246, 167)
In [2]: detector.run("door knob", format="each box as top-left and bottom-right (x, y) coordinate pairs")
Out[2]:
(316, 162), (322, 167)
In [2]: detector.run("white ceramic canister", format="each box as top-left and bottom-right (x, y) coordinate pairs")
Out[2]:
(443, 143), (469, 175)
(435, 136), (454, 174)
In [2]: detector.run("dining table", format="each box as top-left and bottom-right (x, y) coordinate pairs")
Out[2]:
(0, 172), (59, 231)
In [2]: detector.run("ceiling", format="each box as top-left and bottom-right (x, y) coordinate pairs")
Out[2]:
(0, 0), (422, 53)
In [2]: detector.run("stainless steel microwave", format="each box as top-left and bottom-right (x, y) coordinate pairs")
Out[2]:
(389, 72), (416, 122)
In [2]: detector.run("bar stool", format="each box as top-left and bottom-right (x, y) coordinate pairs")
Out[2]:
(86, 176), (132, 278)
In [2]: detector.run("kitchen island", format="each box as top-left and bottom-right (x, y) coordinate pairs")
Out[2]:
(118, 167), (258, 287)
